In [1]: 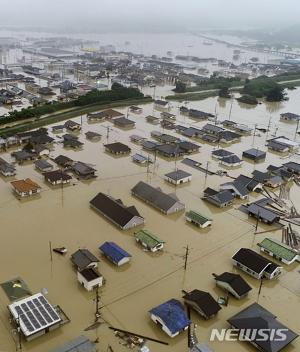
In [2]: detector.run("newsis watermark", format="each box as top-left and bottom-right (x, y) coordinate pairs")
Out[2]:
(210, 328), (289, 342)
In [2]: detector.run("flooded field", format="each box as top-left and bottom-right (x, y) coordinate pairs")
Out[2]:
(0, 87), (300, 352)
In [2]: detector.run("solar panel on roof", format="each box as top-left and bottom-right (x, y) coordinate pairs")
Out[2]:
(8, 293), (61, 337)
(33, 308), (47, 326)
(21, 303), (30, 312)
(15, 306), (23, 315)
(26, 311), (41, 329)
(39, 306), (53, 323)
(44, 303), (59, 320)
(20, 314), (34, 332)
(33, 298), (41, 306)
(27, 301), (35, 310)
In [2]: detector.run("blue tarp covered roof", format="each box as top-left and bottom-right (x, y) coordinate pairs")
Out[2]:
(99, 241), (131, 263)
(149, 299), (190, 334)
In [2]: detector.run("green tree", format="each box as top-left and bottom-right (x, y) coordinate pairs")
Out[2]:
(173, 81), (187, 93)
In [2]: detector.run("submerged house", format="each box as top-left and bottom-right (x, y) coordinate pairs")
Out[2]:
(11, 150), (36, 163)
(228, 303), (298, 352)
(149, 299), (190, 337)
(132, 181), (185, 214)
(134, 229), (165, 252)
(11, 178), (41, 197)
(280, 112), (300, 122)
(90, 192), (145, 229)
(0, 157), (16, 176)
(72, 162), (96, 179)
(145, 115), (160, 124)
(183, 290), (221, 320)
(35, 159), (53, 172)
(232, 248), (282, 280)
(132, 153), (152, 164)
(220, 154), (243, 167)
(64, 120), (81, 131)
(113, 117), (135, 129)
(258, 238), (299, 265)
(104, 142), (131, 155)
(43, 170), (72, 185)
(211, 149), (234, 160)
(213, 272), (252, 299)
(87, 112), (107, 121)
(202, 188), (234, 208)
(71, 249), (99, 271)
(154, 99), (169, 110)
(242, 148), (266, 162)
(54, 155), (74, 169)
(185, 210), (212, 228)
(85, 131), (101, 141)
(77, 268), (103, 292)
(99, 241), (132, 266)
(51, 335), (97, 352)
(246, 202), (281, 224)
(164, 169), (192, 185)
(8, 293), (64, 341)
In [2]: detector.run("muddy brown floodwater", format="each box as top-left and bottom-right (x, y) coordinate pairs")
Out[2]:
(0, 91), (300, 352)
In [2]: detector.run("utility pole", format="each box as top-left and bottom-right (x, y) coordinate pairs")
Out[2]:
(204, 161), (209, 189)
(257, 279), (263, 302)
(49, 241), (53, 262)
(252, 124), (257, 147)
(184, 245), (189, 271)
(295, 118), (300, 141)
(94, 287), (101, 322)
(266, 115), (272, 140)
(228, 97), (233, 121)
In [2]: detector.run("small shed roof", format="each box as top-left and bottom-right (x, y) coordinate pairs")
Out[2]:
(134, 229), (164, 248)
(258, 238), (298, 262)
(186, 210), (212, 225)
(99, 241), (131, 263)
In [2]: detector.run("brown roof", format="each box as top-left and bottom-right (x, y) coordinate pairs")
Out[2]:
(102, 109), (124, 119)
(11, 178), (41, 192)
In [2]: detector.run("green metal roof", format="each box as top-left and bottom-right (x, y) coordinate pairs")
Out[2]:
(258, 238), (298, 262)
(134, 229), (164, 248)
(186, 210), (212, 225)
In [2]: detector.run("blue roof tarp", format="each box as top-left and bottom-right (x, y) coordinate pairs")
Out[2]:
(99, 241), (131, 264)
(149, 299), (190, 335)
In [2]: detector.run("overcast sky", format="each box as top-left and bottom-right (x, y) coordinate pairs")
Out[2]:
(1, 0), (299, 31)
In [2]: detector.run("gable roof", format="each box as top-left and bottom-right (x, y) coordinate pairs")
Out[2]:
(232, 248), (279, 274)
(134, 230), (164, 248)
(149, 299), (190, 334)
(71, 249), (99, 270)
(258, 238), (299, 262)
(90, 192), (143, 228)
(213, 272), (252, 296)
(99, 241), (131, 263)
(186, 211), (211, 225)
(131, 181), (185, 212)
(183, 290), (221, 317)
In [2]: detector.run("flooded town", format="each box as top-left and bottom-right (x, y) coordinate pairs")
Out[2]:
(1, 2), (300, 352)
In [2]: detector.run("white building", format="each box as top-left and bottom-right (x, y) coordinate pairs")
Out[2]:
(164, 170), (192, 185)
(77, 268), (103, 291)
